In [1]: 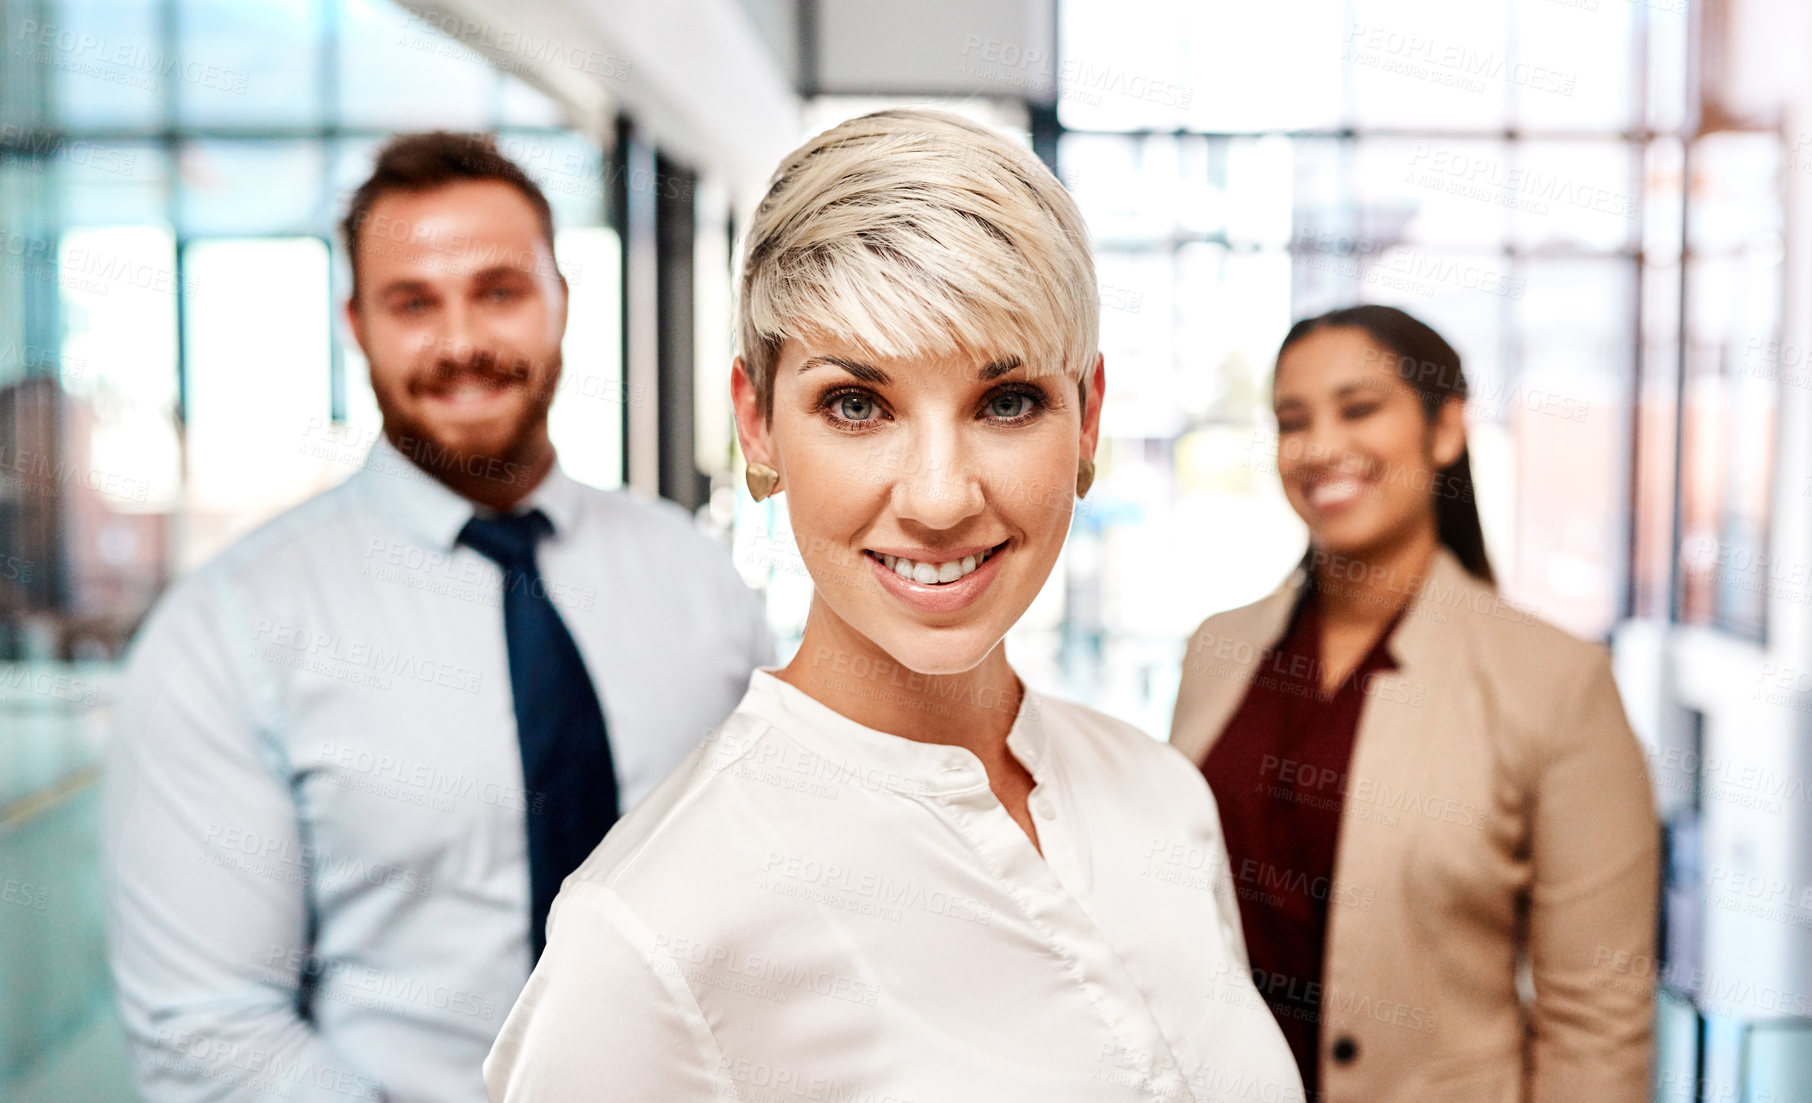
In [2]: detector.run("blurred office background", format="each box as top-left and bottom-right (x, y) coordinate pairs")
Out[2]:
(1, 0), (1808, 1098)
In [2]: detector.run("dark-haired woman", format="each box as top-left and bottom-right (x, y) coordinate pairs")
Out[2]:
(1171, 305), (1658, 1103)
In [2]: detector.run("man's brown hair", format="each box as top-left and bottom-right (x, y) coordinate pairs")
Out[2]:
(341, 131), (557, 302)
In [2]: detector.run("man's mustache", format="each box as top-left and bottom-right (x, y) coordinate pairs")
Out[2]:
(413, 351), (538, 390)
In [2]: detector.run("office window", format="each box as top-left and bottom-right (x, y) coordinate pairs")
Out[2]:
(41, 0), (164, 128)
(1675, 134), (1784, 637)
(337, 0), (497, 129)
(176, 0), (322, 126)
(0, 7), (623, 1093)
(1053, 0), (1753, 728)
(0, 0), (620, 657)
(181, 237), (335, 565)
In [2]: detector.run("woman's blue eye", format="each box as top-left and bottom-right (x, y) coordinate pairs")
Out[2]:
(836, 394), (878, 421)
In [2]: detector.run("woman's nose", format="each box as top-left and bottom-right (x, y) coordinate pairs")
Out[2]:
(887, 430), (985, 530)
(1291, 417), (1350, 473)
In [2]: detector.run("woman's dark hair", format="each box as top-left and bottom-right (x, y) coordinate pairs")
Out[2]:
(1276, 304), (1495, 584)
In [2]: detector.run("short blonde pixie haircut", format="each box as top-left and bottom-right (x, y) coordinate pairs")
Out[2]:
(737, 108), (1099, 419)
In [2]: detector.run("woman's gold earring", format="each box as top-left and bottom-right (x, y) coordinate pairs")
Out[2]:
(746, 462), (780, 502)
(1076, 457), (1096, 499)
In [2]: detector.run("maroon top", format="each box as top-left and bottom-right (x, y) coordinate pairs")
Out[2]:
(1200, 593), (1403, 1101)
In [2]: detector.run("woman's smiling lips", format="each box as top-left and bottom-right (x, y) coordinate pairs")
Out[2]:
(1302, 473), (1375, 516)
(864, 541), (1009, 614)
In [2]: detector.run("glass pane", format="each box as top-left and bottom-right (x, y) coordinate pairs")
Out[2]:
(1509, 0), (1633, 131)
(1084, 245), (1300, 725)
(1645, 137), (1685, 264)
(1715, 340), (1777, 638)
(181, 238), (334, 567)
(56, 226), (182, 513)
(1095, 249), (1179, 439)
(177, 142), (327, 238)
(1226, 137), (1294, 247)
(1688, 133), (1783, 257)
(1634, 261), (1680, 620)
(176, 0), (319, 126)
(1057, 0), (1345, 132)
(35, 0), (163, 128)
(496, 131), (607, 229)
(0, 4), (53, 131)
(1677, 326), (1722, 627)
(1065, 134), (1296, 251)
(1679, 248), (1781, 638)
(547, 227), (624, 491)
(55, 225), (183, 632)
(1290, 138), (1353, 248)
(1348, 0), (1512, 131)
(328, 141), (384, 441)
(1293, 241), (1525, 325)
(337, 0), (497, 130)
(1176, 245), (1293, 425)
(1355, 139), (1512, 251)
(1162, 245), (1299, 607)
(1645, 0), (1691, 134)
(1510, 142), (1639, 253)
(1675, 133), (1785, 639)
(1061, 134), (1219, 248)
(56, 142), (168, 228)
(1653, 990), (1699, 1103)
(1506, 258), (1635, 638)
(1745, 1022), (1812, 1103)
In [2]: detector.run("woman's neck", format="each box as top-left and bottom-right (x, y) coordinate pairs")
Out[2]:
(1313, 526), (1440, 632)
(776, 598), (1025, 757)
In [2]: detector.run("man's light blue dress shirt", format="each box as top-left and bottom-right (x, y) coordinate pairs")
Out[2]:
(103, 435), (773, 1102)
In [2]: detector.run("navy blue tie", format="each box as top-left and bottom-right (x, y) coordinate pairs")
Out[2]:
(459, 509), (618, 960)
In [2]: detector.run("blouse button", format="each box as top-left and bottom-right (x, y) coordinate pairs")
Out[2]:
(1034, 796), (1056, 819)
(1331, 1035), (1359, 1064)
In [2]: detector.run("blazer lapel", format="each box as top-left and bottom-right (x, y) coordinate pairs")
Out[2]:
(1171, 570), (1305, 765)
(1320, 550), (1477, 1036)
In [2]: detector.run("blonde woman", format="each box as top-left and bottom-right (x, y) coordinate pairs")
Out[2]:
(1172, 306), (1658, 1102)
(485, 110), (1302, 1101)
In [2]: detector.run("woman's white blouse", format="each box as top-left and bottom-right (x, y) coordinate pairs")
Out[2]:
(485, 670), (1303, 1103)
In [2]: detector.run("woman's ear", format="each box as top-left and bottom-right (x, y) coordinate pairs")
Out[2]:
(1431, 395), (1467, 468)
(731, 357), (777, 472)
(1079, 353), (1107, 462)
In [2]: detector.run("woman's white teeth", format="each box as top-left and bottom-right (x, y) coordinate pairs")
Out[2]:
(1309, 479), (1365, 508)
(878, 548), (993, 585)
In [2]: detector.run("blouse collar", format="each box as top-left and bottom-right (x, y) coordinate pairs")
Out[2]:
(738, 667), (1050, 797)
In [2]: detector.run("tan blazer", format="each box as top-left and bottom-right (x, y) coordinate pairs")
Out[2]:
(1171, 549), (1658, 1103)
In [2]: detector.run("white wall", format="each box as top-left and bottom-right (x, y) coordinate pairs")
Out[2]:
(815, 0), (1054, 100)
(402, 0), (802, 202)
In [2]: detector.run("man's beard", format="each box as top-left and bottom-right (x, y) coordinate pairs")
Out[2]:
(378, 348), (562, 481)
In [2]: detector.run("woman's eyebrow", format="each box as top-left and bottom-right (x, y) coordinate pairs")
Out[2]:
(1333, 379), (1391, 399)
(795, 354), (1024, 383)
(978, 356), (1024, 381)
(798, 355), (888, 383)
